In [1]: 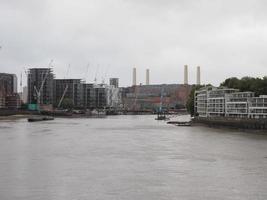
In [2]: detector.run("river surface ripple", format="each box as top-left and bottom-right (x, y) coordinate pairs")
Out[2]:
(0, 115), (267, 200)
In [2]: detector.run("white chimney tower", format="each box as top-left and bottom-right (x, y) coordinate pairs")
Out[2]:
(184, 65), (188, 85)
(146, 69), (150, 85)
(133, 67), (137, 86)
(197, 66), (201, 85)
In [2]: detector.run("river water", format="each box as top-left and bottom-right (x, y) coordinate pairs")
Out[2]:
(0, 115), (267, 200)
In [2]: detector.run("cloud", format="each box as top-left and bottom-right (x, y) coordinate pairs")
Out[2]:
(0, 0), (267, 88)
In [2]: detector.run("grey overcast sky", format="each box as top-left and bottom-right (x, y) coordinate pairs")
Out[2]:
(0, 0), (267, 88)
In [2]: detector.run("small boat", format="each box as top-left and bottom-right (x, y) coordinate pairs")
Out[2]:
(28, 116), (54, 122)
(155, 109), (170, 121)
(167, 121), (191, 126)
(155, 115), (169, 120)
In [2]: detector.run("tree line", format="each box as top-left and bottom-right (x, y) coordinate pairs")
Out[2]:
(220, 76), (267, 96)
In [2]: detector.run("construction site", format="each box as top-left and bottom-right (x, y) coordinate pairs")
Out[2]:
(1, 64), (202, 115)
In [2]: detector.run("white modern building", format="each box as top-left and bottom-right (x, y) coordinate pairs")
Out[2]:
(95, 84), (122, 109)
(249, 95), (267, 119)
(195, 86), (267, 119)
(106, 85), (121, 108)
(195, 86), (237, 117)
(207, 87), (238, 117)
(194, 87), (208, 117)
(225, 92), (254, 118)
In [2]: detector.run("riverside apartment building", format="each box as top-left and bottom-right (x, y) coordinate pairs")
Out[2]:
(195, 86), (267, 119)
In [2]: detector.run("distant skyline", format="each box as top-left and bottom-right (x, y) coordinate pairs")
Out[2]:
(0, 0), (267, 88)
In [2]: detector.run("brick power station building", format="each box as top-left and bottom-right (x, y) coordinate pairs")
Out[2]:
(122, 84), (191, 111)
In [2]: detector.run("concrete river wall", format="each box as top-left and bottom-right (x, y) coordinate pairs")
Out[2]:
(193, 117), (267, 130)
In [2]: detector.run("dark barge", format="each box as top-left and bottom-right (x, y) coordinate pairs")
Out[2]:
(28, 116), (54, 122)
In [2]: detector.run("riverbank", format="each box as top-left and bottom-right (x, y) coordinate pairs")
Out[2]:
(193, 117), (267, 131)
(0, 109), (38, 116)
(0, 114), (30, 120)
(0, 109), (189, 118)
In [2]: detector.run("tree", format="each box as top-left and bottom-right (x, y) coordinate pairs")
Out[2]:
(220, 76), (267, 96)
(220, 77), (240, 89)
(186, 85), (203, 116)
(61, 98), (74, 110)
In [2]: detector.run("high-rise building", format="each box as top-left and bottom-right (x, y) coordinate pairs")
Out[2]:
(106, 85), (121, 108)
(94, 85), (107, 108)
(0, 73), (17, 95)
(0, 73), (18, 108)
(83, 83), (121, 109)
(27, 68), (54, 105)
(53, 79), (84, 108)
(110, 78), (119, 88)
(82, 83), (96, 109)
